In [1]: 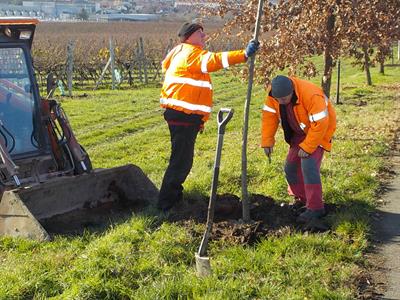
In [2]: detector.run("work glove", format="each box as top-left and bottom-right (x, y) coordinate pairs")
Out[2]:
(245, 39), (260, 58)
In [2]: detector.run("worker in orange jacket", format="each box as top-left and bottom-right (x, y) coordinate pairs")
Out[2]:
(158, 22), (259, 212)
(261, 75), (336, 222)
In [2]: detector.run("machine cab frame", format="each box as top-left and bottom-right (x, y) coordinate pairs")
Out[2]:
(0, 18), (49, 160)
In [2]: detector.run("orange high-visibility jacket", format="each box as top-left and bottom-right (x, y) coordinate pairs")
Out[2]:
(160, 43), (246, 122)
(261, 77), (336, 154)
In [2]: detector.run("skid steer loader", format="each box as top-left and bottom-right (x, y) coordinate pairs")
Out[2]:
(0, 18), (158, 241)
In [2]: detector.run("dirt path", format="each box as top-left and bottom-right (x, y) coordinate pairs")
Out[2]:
(374, 133), (400, 299)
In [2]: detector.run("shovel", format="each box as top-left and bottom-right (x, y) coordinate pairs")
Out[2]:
(195, 108), (234, 277)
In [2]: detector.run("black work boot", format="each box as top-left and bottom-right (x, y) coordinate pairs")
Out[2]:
(296, 208), (326, 223)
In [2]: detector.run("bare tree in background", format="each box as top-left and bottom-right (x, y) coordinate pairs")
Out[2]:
(203, 0), (400, 95)
(348, 0), (400, 82)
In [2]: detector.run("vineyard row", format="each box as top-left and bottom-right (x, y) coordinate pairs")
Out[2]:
(32, 37), (243, 93)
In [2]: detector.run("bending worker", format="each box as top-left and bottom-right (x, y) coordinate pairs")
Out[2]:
(158, 22), (259, 212)
(261, 75), (336, 222)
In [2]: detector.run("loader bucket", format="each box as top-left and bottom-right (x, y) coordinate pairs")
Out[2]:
(0, 164), (158, 240)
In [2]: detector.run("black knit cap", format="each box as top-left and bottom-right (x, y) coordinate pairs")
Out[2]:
(178, 22), (203, 42)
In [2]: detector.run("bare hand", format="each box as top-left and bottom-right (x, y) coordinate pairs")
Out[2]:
(298, 148), (309, 158)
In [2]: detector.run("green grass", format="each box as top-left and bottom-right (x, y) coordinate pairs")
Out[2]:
(0, 59), (399, 299)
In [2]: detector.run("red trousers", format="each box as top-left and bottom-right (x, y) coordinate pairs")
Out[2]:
(284, 144), (324, 210)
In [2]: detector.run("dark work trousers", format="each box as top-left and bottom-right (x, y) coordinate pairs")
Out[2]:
(158, 123), (200, 210)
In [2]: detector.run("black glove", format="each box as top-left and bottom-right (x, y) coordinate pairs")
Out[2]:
(245, 40), (260, 57)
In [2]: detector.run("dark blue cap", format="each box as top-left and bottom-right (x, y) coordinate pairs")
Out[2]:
(271, 75), (293, 98)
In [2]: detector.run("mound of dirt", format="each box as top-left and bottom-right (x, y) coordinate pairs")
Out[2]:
(167, 193), (333, 246)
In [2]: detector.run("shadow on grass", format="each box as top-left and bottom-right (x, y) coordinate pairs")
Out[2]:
(40, 197), (151, 238)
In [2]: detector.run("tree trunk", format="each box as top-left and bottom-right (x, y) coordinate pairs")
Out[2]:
(322, 51), (333, 98)
(128, 68), (133, 85)
(379, 61), (384, 74)
(363, 46), (372, 85)
(321, 7), (335, 98)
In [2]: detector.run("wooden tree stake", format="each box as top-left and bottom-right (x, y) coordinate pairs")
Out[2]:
(241, 0), (264, 222)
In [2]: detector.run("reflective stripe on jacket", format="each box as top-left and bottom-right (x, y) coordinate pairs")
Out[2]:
(261, 77), (337, 153)
(160, 43), (246, 122)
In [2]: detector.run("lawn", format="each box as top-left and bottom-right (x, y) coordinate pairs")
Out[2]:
(0, 58), (399, 299)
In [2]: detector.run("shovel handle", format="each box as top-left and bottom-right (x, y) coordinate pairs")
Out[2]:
(197, 108), (233, 257)
(217, 108), (234, 134)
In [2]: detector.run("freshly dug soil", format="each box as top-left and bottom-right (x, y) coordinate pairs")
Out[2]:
(167, 193), (333, 246)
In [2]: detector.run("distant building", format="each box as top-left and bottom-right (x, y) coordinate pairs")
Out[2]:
(20, 1), (96, 19)
(174, 1), (220, 12)
(0, 0), (209, 19)
(99, 0), (124, 9)
(92, 13), (159, 22)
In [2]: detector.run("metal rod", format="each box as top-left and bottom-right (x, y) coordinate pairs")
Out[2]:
(335, 59), (341, 104)
(110, 38), (115, 90)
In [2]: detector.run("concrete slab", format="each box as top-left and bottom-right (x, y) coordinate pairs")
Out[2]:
(375, 135), (400, 300)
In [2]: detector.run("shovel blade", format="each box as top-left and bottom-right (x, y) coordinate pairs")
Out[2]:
(195, 253), (212, 277)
